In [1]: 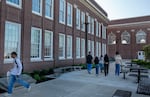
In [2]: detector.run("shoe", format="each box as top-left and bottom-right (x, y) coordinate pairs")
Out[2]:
(4, 93), (12, 97)
(28, 86), (31, 92)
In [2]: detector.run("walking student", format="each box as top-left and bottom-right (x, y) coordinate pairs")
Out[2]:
(5, 52), (31, 96)
(104, 54), (109, 76)
(86, 51), (93, 74)
(94, 56), (99, 76)
(99, 55), (104, 73)
(115, 52), (122, 76)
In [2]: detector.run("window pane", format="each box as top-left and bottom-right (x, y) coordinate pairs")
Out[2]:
(4, 22), (20, 60)
(31, 28), (41, 59)
(59, 34), (65, 58)
(67, 3), (72, 26)
(81, 39), (85, 57)
(76, 37), (80, 58)
(67, 36), (72, 58)
(45, 0), (53, 18)
(81, 12), (85, 31)
(136, 31), (146, 44)
(76, 8), (80, 29)
(59, 0), (66, 23)
(32, 0), (41, 13)
(108, 32), (116, 45)
(7, 0), (20, 5)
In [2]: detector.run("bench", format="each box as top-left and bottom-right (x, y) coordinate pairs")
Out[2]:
(0, 74), (36, 91)
(137, 78), (150, 95)
(72, 66), (82, 71)
(122, 69), (129, 79)
(112, 89), (132, 97)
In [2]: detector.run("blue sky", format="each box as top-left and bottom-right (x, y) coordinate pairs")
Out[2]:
(95, 0), (150, 20)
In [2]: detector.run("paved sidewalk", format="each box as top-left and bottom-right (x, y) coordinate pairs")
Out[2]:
(0, 60), (149, 97)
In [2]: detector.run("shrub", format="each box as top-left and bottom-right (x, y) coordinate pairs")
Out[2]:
(33, 74), (41, 81)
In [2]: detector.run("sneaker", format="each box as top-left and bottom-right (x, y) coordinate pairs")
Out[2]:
(4, 93), (12, 97)
(28, 86), (31, 92)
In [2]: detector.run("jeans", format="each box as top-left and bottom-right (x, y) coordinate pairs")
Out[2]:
(95, 64), (99, 75)
(99, 63), (104, 72)
(115, 64), (120, 76)
(87, 64), (92, 74)
(8, 75), (30, 94)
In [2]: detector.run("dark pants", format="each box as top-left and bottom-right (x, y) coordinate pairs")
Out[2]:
(104, 63), (109, 76)
(95, 64), (99, 75)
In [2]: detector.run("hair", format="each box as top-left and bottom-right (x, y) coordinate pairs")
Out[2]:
(11, 52), (18, 56)
(100, 55), (103, 57)
(116, 51), (119, 55)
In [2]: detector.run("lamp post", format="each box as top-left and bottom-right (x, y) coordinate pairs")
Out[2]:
(84, 22), (89, 58)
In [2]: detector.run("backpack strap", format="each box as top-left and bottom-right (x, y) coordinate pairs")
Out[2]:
(15, 60), (19, 68)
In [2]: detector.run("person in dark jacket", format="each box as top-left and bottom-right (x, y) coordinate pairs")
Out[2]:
(94, 56), (99, 76)
(86, 51), (93, 74)
(104, 54), (109, 76)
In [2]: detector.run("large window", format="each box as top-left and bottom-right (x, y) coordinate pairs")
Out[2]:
(96, 21), (99, 37)
(4, 21), (21, 63)
(88, 15), (91, 33)
(59, 0), (66, 24)
(81, 12), (85, 32)
(108, 32), (116, 45)
(96, 42), (99, 56)
(136, 30), (147, 44)
(81, 38), (85, 58)
(44, 30), (53, 60)
(76, 37), (80, 58)
(45, 0), (54, 19)
(59, 34), (65, 59)
(88, 40), (91, 52)
(67, 35), (72, 59)
(102, 43), (106, 56)
(67, 3), (72, 27)
(31, 27), (42, 60)
(102, 24), (107, 39)
(99, 23), (101, 37)
(91, 41), (94, 56)
(76, 8), (80, 30)
(121, 31), (130, 44)
(99, 42), (101, 56)
(91, 18), (94, 35)
(6, 0), (22, 8)
(32, 0), (42, 15)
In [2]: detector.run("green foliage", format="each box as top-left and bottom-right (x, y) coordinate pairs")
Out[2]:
(143, 45), (150, 61)
(132, 59), (150, 69)
(33, 74), (41, 81)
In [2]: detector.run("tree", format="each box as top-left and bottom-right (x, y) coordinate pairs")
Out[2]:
(143, 45), (150, 61)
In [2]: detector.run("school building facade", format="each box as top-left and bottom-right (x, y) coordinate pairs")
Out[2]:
(108, 16), (150, 59)
(0, 0), (108, 75)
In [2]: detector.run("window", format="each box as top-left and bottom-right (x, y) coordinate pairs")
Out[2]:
(44, 30), (53, 60)
(136, 30), (147, 44)
(6, 0), (22, 8)
(91, 41), (94, 56)
(67, 3), (72, 27)
(102, 43), (106, 56)
(76, 37), (80, 58)
(76, 8), (80, 30)
(99, 42), (101, 56)
(108, 32), (116, 45)
(45, 0), (54, 19)
(88, 40), (91, 52)
(96, 21), (98, 36)
(99, 23), (101, 37)
(59, 0), (66, 24)
(121, 31), (130, 44)
(81, 38), (85, 58)
(59, 34), (65, 59)
(81, 12), (85, 32)
(67, 35), (72, 59)
(4, 21), (21, 63)
(91, 18), (94, 35)
(102, 24), (106, 39)
(31, 27), (42, 61)
(88, 15), (91, 33)
(32, 0), (42, 15)
(96, 42), (99, 56)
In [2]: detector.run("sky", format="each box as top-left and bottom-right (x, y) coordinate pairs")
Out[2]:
(95, 0), (150, 20)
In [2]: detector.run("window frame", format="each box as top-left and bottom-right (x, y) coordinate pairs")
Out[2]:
(4, 21), (21, 63)
(81, 12), (85, 32)
(67, 2), (73, 27)
(108, 32), (116, 45)
(32, 0), (43, 16)
(81, 38), (85, 58)
(76, 8), (81, 30)
(66, 35), (72, 59)
(59, 0), (66, 24)
(76, 37), (81, 58)
(136, 30), (147, 44)
(59, 33), (66, 60)
(6, 0), (22, 9)
(45, 0), (54, 20)
(121, 31), (130, 45)
(44, 30), (53, 61)
(30, 27), (42, 61)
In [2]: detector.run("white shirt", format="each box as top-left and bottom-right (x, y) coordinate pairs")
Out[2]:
(10, 58), (22, 75)
(115, 55), (122, 65)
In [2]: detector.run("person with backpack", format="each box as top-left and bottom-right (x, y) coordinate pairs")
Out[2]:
(4, 52), (31, 96)
(86, 51), (93, 74)
(104, 54), (109, 76)
(94, 56), (99, 76)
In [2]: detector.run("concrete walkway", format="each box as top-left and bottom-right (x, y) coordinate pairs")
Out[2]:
(0, 61), (149, 97)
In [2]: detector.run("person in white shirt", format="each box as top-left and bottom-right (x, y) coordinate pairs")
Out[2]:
(114, 52), (122, 76)
(5, 52), (31, 96)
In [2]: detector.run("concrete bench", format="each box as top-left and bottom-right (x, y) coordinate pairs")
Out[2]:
(72, 66), (82, 71)
(0, 74), (36, 91)
(122, 69), (129, 79)
(112, 89), (132, 97)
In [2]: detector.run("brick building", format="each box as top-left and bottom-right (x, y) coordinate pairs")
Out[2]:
(108, 16), (150, 59)
(0, 0), (108, 75)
